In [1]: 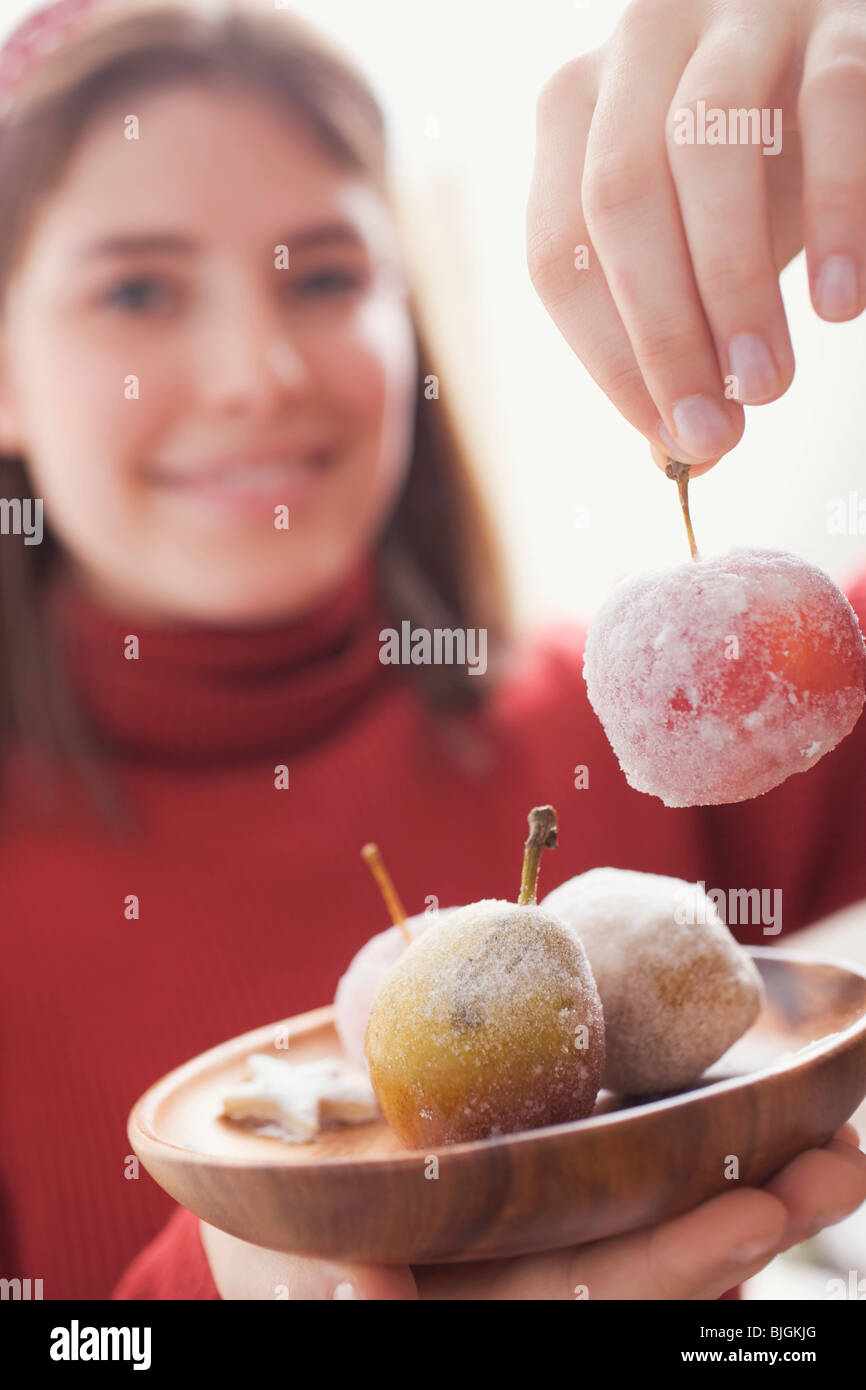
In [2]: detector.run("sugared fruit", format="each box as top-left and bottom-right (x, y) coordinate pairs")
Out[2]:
(363, 807), (605, 1146)
(544, 867), (765, 1095)
(583, 548), (866, 806)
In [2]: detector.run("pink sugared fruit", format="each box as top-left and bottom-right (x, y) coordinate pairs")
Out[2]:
(334, 910), (446, 1071)
(583, 548), (866, 807)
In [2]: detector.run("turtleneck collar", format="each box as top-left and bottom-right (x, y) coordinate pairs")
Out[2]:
(44, 557), (395, 765)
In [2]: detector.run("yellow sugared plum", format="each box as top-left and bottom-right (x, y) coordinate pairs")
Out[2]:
(364, 808), (605, 1147)
(365, 899), (604, 1146)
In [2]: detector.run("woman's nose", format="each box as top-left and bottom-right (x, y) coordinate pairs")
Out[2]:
(194, 291), (313, 412)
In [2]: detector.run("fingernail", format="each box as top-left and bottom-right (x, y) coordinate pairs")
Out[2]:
(661, 395), (734, 460)
(726, 1234), (779, 1265)
(332, 1280), (358, 1299)
(814, 255), (858, 320)
(657, 421), (706, 464)
(727, 334), (778, 403)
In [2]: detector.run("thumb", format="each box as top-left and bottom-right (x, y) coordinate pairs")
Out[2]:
(199, 1221), (418, 1300)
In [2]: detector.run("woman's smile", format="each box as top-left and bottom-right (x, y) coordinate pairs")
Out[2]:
(144, 444), (342, 520)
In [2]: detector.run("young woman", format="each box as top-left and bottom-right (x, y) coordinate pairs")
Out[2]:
(0, 0), (863, 1302)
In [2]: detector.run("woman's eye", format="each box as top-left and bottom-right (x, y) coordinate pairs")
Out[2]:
(293, 268), (364, 298)
(102, 277), (175, 313)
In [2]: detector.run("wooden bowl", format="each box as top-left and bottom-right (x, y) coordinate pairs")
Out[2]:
(128, 948), (866, 1264)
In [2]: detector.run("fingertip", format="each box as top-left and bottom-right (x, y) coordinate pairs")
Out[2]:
(709, 1190), (789, 1281)
(649, 440), (722, 477)
(811, 255), (862, 323)
(831, 1121), (861, 1150)
(823, 1134), (866, 1172)
(650, 441), (670, 472)
(761, 1138), (866, 1253)
(724, 1186), (790, 1247)
(657, 1185), (788, 1295)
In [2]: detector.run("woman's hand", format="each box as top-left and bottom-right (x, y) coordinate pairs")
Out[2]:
(200, 1121), (866, 1298)
(198, 1221), (417, 1299)
(527, 0), (866, 474)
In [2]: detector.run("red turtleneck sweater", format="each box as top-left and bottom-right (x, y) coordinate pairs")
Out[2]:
(1, 558), (865, 1302)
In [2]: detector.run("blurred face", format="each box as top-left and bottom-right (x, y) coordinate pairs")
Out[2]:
(0, 82), (418, 622)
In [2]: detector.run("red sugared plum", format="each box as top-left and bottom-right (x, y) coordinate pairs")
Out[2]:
(583, 548), (866, 806)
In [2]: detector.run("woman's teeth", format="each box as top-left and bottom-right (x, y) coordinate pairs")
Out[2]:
(156, 452), (332, 492)
(208, 460), (314, 493)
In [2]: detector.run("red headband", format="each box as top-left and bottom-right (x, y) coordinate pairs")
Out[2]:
(0, 0), (106, 114)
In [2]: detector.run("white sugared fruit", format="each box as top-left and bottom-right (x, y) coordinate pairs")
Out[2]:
(364, 898), (605, 1146)
(544, 867), (764, 1095)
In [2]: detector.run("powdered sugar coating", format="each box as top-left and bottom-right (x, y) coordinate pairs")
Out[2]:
(334, 909), (454, 1070)
(365, 899), (605, 1147)
(583, 548), (866, 806)
(544, 868), (765, 1095)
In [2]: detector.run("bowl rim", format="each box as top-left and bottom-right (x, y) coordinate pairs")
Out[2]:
(128, 946), (866, 1172)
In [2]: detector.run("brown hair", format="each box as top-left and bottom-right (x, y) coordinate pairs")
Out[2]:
(0, 0), (512, 809)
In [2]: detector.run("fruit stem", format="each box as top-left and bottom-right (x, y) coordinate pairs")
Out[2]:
(361, 843), (412, 943)
(665, 458), (700, 560)
(518, 805), (558, 905)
